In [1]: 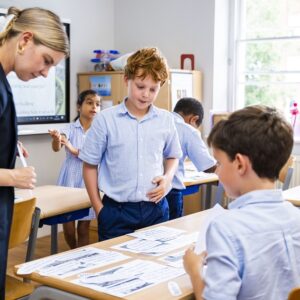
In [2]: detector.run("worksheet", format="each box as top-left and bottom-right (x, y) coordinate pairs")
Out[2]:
(128, 225), (186, 242)
(194, 204), (227, 254)
(112, 232), (198, 256)
(73, 259), (185, 297)
(17, 247), (130, 278)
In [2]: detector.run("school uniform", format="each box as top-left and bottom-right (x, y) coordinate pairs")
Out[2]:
(204, 189), (300, 300)
(166, 112), (215, 219)
(79, 100), (182, 240)
(0, 63), (18, 299)
(57, 119), (95, 220)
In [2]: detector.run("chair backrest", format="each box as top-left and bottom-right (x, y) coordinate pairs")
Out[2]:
(9, 197), (36, 249)
(279, 155), (295, 191)
(6, 197), (36, 300)
(213, 182), (225, 207)
(288, 287), (300, 300)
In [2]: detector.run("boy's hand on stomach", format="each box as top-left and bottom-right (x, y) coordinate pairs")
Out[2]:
(147, 175), (170, 203)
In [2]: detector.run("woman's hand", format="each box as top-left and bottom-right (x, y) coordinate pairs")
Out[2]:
(17, 141), (29, 158)
(9, 167), (37, 189)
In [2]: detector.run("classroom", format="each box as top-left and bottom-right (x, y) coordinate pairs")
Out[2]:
(1, 0), (300, 299)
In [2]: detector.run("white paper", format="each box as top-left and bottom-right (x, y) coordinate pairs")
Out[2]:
(113, 232), (198, 256)
(17, 247), (129, 278)
(184, 170), (218, 183)
(159, 249), (186, 268)
(128, 226), (186, 242)
(194, 204), (227, 254)
(72, 259), (185, 297)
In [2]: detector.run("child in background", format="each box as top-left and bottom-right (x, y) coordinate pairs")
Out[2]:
(49, 90), (100, 249)
(79, 47), (182, 241)
(183, 105), (300, 300)
(166, 97), (216, 219)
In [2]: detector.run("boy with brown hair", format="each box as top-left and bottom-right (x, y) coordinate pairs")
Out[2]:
(79, 47), (182, 240)
(183, 105), (300, 300)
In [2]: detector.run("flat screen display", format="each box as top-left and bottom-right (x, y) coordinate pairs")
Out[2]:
(0, 8), (70, 135)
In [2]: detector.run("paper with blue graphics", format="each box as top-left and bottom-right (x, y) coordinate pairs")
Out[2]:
(73, 259), (184, 297)
(17, 247), (129, 278)
(194, 204), (227, 254)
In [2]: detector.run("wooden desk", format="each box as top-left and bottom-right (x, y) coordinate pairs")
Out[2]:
(283, 186), (300, 207)
(16, 185), (91, 260)
(16, 210), (209, 300)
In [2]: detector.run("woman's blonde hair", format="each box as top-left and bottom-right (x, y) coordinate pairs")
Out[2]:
(0, 7), (69, 56)
(124, 47), (168, 86)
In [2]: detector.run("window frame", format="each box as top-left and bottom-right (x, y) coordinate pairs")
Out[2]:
(228, 0), (300, 114)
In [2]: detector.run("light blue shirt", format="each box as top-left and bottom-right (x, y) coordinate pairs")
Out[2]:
(203, 189), (300, 300)
(79, 100), (182, 202)
(172, 112), (215, 189)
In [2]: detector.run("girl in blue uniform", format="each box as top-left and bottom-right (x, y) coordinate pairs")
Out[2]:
(0, 6), (69, 298)
(49, 90), (100, 249)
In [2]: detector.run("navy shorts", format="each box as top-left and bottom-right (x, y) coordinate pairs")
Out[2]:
(166, 188), (183, 220)
(97, 195), (169, 241)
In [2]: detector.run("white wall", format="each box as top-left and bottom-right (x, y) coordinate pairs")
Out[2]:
(1, 0), (115, 184)
(2, 0), (225, 183)
(114, 0), (217, 133)
(213, 0), (230, 113)
(2, 0), (227, 237)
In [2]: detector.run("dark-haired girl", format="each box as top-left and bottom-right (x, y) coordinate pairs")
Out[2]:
(49, 90), (100, 248)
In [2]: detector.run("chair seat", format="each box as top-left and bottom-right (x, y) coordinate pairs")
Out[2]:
(5, 275), (34, 300)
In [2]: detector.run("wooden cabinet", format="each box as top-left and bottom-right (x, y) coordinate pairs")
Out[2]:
(77, 69), (202, 111)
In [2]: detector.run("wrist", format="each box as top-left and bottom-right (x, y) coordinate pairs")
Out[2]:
(7, 169), (15, 187)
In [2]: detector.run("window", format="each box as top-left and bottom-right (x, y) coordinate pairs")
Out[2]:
(231, 0), (300, 119)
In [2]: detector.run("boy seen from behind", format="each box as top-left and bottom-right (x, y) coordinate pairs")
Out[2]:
(167, 98), (216, 219)
(184, 105), (300, 300)
(79, 48), (182, 240)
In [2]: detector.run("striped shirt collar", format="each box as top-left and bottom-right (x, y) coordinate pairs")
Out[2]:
(117, 98), (158, 121)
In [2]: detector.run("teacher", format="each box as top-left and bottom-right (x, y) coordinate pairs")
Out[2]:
(0, 6), (69, 298)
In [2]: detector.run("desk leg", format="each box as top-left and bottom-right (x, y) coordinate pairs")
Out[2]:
(205, 184), (212, 210)
(26, 207), (41, 262)
(51, 224), (58, 254)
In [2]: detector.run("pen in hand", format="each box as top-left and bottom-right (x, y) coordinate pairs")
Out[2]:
(17, 143), (33, 197)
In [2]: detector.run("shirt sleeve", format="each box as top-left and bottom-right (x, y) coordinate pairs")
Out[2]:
(203, 220), (242, 300)
(78, 114), (107, 166)
(163, 115), (183, 159)
(187, 130), (216, 171)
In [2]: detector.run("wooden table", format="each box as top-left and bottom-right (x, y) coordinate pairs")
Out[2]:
(283, 185), (300, 207)
(15, 210), (209, 300)
(16, 185), (91, 260)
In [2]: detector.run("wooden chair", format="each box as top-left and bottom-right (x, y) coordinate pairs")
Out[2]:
(279, 155), (295, 191)
(288, 287), (300, 300)
(5, 197), (36, 300)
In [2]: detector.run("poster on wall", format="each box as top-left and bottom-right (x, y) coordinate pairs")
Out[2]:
(89, 76), (112, 96)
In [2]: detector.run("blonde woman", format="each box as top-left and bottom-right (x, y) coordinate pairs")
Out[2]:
(0, 6), (69, 297)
